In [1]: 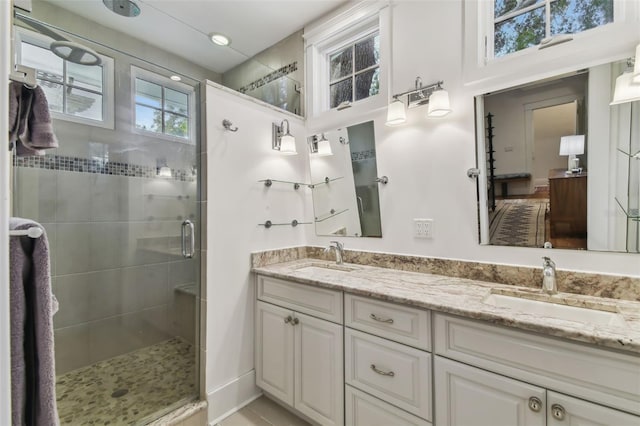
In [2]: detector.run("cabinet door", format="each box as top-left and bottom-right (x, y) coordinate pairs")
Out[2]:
(434, 356), (545, 426)
(256, 301), (294, 405)
(547, 391), (640, 426)
(294, 311), (344, 426)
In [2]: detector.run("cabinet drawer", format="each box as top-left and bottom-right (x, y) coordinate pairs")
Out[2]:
(257, 275), (343, 323)
(345, 294), (430, 351)
(345, 328), (431, 420)
(434, 313), (640, 415)
(346, 385), (431, 426)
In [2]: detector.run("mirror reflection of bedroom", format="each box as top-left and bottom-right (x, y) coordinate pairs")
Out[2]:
(484, 72), (588, 250)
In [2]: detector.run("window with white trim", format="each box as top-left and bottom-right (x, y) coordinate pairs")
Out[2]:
(328, 31), (380, 108)
(132, 67), (195, 143)
(491, 0), (613, 58)
(15, 28), (114, 128)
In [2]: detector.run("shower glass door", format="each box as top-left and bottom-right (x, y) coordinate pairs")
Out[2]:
(11, 11), (200, 425)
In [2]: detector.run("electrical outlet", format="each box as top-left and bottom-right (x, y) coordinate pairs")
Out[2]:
(414, 219), (434, 239)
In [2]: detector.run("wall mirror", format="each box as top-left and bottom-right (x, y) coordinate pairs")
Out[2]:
(308, 120), (383, 237)
(475, 59), (639, 253)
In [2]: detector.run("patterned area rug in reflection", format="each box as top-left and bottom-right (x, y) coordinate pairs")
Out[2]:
(56, 338), (196, 425)
(490, 199), (548, 247)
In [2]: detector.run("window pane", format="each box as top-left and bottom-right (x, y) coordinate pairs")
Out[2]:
(550, 0), (613, 35)
(329, 47), (352, 81)
(37, 80), (63, 113)
(135, 104), (162, 133)
(135, 79), (162, 108)
(355, 67), (379, 101)
(66, 88), (103, 121)
(330, 78), (352, 108)
(354, 34), (380, 72)
(21, 42), (63, 83)
(67, 61), (103, 92)
(165, 88), (189, 115)
(494, 6), (545, 57)
(494, 0), (544, 18)
(164, 112), (189, 138)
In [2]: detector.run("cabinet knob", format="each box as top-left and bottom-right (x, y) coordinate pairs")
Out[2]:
(370, 313), (394, 324)
(551, 404), (566, 421)
(284, 316), (293, 324)
(370, 364), (395, 377)
(528, 396), (542, 412)
(292, 317), (299, 325)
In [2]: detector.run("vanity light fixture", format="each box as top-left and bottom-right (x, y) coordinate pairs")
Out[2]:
(209, 32), (231, 46)
(385, 77), (451, 126)
(308, 134), (333, 157)
(611, 57), (640, 105)
(272, 119), (297, 155)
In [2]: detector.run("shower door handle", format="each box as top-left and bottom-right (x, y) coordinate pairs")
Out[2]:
(181, 219), (195, 259)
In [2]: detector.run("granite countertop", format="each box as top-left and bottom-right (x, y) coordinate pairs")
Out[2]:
(253, 259), (640, 355)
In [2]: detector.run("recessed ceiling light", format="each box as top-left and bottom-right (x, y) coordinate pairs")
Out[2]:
(209, 33), (230, 46)
(170, 75), (182, 81)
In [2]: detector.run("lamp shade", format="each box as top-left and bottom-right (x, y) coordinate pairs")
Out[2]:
(279, 134), (297, 155)
(316, 137), (333, 156)
(385, 99), (406, 126)
(427, 89), (452, 117)
(559, 135), (585, 155)
(633, 43), (640, 84)
(610, 71), (640, 105)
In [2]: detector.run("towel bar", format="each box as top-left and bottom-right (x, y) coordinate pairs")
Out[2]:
(9, 227), (44, 238)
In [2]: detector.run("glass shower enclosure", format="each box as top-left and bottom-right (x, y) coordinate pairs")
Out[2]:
(11, 8), (201, 425)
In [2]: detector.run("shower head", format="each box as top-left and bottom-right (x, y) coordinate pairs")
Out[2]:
(102, 0), (141, 17)
(15, 14), (102, 66)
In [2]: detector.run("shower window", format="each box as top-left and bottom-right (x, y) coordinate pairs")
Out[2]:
(15, 28), (115, 128)
(133, 67), (195, 142)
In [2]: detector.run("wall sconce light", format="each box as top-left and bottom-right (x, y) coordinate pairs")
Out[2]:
(272, 119), (297, 155)
(611, 54), (640, 105)
(559, 135), (585, 173)
(385, 77), (452, 126)
(156, 159), (172, 178)
(308, 133), (333, 157)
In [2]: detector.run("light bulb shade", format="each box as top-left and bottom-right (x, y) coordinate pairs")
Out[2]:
(559, 135), (585, 156)
(610, 71), (640, 105)
(385, 99), (406, 126)
(633, 43), (640, 84)
(279, 133), (297, 155)
(427, 89), (452, 117)
(316, 138), (333, 156)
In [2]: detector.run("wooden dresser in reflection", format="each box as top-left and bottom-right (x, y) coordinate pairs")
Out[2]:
(549, 169), (587, 238)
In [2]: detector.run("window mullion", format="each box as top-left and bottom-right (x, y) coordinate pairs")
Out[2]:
(351, 45), (356, 103)
(161, 87), (166, 135)
(62, 60), (68, 115)
(545, 0), (551, 38)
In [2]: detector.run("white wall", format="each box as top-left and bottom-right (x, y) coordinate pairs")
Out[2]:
(204, 83), (310, 422)
(306, 0), (640, 277)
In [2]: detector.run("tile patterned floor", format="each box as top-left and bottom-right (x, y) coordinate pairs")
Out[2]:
(217, 396), (310, 426)
(56, 338), (196, 425)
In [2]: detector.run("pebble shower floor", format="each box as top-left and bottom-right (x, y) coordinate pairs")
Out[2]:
(55, 338), (195, 425)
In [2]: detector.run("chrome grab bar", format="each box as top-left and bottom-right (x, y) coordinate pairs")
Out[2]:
(181, 219), (195, 258)
(370, 313), (394, 324)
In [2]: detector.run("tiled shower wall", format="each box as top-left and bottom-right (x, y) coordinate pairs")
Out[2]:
(14, 164), (197, 374)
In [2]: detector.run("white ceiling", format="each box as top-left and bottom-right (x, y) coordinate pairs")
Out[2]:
(43, 0), (346, 74)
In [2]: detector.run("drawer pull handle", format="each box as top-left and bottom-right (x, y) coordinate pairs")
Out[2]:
(370, 364), (395, 377)
(370, 314), (394, 324)
(528, 396), (542, 412)
(551, 404), (565, 421)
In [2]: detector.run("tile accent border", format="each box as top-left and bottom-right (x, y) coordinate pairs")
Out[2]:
(14, 154), (196, 182)
(251, 246), (640, 302)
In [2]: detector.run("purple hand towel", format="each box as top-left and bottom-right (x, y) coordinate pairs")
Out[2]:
(8, 81), (58, 156)
(10, 218), (60, 426)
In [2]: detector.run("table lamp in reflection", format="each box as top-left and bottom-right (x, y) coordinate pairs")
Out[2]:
(559, 135), (584, 173)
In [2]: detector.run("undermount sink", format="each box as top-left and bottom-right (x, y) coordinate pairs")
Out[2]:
(482, 291), (627, 327)
(293, 261), (359, 273)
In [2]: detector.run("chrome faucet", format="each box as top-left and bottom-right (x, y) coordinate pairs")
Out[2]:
(325, 241), (345, 265)
(542, 256), (557, 294)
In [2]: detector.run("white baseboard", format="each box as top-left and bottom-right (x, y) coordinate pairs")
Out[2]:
(207, 370), (261, 425)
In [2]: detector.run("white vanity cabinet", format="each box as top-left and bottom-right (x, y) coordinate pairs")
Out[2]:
(344, 294), (432, 425)
(434, 313), (640, 426)
(255, 275), (344, 426)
